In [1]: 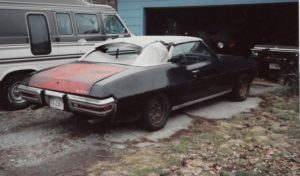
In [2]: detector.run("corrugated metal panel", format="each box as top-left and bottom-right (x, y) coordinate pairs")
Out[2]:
(118, 0), (298, 35)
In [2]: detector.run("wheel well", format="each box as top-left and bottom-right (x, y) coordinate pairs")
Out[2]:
(238, 70), (256, 82)
(2, 70), (36, 82)
(246, 70), (257, 82)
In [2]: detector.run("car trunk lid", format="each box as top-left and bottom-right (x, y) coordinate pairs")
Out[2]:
(29, 62), (127, 95)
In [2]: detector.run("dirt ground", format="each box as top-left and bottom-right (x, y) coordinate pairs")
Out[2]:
(0, 80), (298, 176)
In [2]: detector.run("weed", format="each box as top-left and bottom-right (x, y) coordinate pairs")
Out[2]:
(272, 127), (286, 134)
(235, 170), (250, 176)
(171, 143), (190, 154)
(131, 167), (161, 176)
(166, 155), (180, 166)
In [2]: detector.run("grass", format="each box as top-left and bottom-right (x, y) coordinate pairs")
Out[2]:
(131, 167), (161, 176)
(86, 89), (299, 176)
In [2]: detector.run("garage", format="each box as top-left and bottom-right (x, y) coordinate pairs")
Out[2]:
(118, 0), (298, 56)
(145, 3), (298, 56)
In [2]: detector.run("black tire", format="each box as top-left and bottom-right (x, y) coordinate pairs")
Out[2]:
(231, 74), (250, 101)
(1, 75), (29, 110)
(141, 94), (171, 131)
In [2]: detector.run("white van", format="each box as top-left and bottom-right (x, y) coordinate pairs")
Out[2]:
(0, 0), (131, 109)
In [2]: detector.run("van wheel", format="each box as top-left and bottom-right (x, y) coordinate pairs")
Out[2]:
(1, 75), (29, 110)
(141, 94), (170, 131)
(231, 74), (250, 101)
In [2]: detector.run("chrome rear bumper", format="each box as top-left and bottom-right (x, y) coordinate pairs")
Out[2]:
(67, 94), (115, 117)
(18, 85), (116, 117)
(18, 85), (43, 103)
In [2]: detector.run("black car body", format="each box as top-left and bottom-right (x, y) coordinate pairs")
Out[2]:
(19, 36), (257, 131)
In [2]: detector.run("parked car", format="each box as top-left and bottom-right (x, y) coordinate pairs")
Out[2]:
(0, 0), (131, 109)
(251, 45), (299, 85)
(19, 36), (257, 131)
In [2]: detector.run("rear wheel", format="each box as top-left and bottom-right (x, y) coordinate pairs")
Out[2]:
(1, 75), (29, 110)
(141, 94), (170, 131)
(231, 74), (250, 101)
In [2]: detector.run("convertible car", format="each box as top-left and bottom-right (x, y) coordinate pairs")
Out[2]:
(19, 36), (257, 131)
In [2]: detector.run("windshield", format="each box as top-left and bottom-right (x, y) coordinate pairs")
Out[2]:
(83, 42), (169, 66)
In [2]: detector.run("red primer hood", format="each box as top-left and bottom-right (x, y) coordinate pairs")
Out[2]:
(29, 62), (127, 95)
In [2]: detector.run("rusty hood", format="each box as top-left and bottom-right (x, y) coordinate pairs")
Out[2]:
(29, 62), (127, 95)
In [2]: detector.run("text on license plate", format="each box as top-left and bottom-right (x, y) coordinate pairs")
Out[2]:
(49, 97), (64, 110)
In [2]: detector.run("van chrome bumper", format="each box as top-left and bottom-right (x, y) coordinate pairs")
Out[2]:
(18, 85), (116, 117)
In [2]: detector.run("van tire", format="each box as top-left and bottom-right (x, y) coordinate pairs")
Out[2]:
(1, 75), (29, 110)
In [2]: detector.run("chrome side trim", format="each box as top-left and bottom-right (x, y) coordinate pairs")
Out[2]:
(172, 90), (232, 111)
(18, 85), (43, 103)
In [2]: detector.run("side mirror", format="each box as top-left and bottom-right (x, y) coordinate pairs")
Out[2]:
(122, 28), (131, 37)
(122, 28), (128, 34)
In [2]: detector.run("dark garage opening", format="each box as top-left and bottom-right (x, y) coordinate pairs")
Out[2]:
(145, 3), (298, 56)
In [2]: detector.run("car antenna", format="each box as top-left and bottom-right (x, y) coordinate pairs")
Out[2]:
(116, 48), (119, 59)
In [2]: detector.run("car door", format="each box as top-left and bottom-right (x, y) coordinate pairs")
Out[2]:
(171, 41), (230, 103)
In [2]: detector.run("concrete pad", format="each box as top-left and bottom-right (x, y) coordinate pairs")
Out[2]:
(104, 113), (193, 143)
(250, 81), (282, 96)
(183, 97), (261, 120)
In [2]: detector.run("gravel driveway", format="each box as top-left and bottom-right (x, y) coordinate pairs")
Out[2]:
(0, 80), (281, 176)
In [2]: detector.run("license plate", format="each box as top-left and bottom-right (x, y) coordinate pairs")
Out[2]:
(49, 97), (64, 110)
(269, 63), (280, 70)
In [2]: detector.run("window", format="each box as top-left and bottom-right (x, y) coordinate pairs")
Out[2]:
(103, 15), (125, 34)
(172, 42), (214, 65)
(75, 14), (99, 34)
(27, 14), (51, 55)
(56, 13), (73, 35)
(84, 42), (142, 65)
(0, 10), (27, 37)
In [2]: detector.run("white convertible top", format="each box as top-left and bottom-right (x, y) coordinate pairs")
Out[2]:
(95, 36), (202, 48)
(82, 36), (203, 66)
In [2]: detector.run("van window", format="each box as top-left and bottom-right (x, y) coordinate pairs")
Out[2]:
(75, 14), (99, 34)
(27, 14), (51, 55)
(103, 15), (125, 34)
(56, 13), (73, 35)
(0, 9), (28, 44)
(0, 10), (27, 37)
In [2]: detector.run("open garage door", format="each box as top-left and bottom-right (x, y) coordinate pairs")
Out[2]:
(145, 3), (298, 56)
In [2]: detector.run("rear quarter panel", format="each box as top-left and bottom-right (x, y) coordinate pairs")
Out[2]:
(90, 63), (192, 122)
